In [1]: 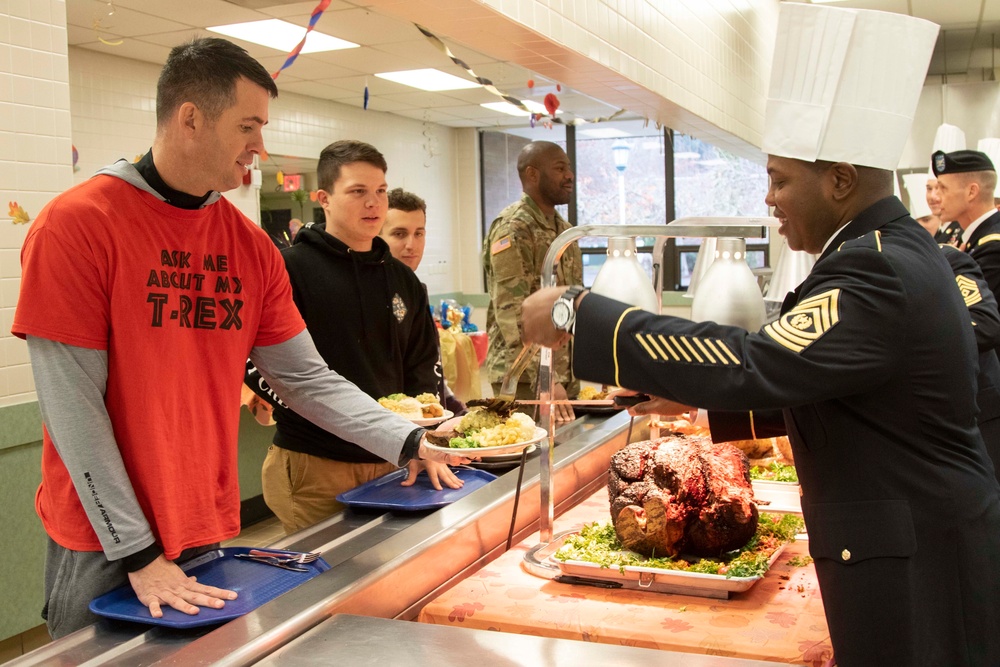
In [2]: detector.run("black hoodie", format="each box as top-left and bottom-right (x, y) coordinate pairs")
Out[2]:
(269, 222), (440, 462)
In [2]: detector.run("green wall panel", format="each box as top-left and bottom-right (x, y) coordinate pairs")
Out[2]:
(0, 439), (45, 640)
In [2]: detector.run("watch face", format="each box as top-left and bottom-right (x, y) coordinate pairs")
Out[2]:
(552, 300), (572, 328)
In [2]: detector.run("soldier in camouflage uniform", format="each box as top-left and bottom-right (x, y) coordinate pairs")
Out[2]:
(483, 141), (583, 421)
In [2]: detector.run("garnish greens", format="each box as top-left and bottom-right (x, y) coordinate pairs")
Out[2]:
(749, 461), (799, 483)
(788, 555), (814, 567)
(554, 512), (804, 579)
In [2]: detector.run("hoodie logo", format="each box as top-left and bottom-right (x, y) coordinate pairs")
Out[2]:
(392, 293), (407, 322)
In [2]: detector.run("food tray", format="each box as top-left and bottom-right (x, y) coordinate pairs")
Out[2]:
(89, 548), (330, 628)
(335, 467), (497, 510)
(422, 426), (548, 457)
(752, 479), (802, 514)
(571, 403), (624, 416)
(524, 532), (784, 600)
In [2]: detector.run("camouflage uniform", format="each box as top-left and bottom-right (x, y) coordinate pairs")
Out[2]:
(483, 194), (583, 397)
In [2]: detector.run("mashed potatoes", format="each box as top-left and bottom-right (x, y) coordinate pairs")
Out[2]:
(450, 409), (536, 449)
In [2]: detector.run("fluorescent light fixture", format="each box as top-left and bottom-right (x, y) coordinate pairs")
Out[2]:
(481, 99), (563, 117)
(809, 0), (849, 3)
(580, 128), (629, 139)
(208, 19), (358, 53)
(481, 101), (531, 117)
(375, 68), (479, 91)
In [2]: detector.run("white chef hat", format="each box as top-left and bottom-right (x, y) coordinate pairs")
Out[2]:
(933, 124), (967, 152)
(978, 138), (1000, 172)
(902, 172), (933, 218)
(762, 4), (939, 170)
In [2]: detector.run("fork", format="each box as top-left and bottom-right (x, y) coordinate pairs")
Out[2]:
(233, 554), (310, 572)
(248, 549), (320, 564)
(476, 343), (538, 413)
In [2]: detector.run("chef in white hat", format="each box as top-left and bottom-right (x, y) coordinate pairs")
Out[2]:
(902, 171), (940, 235)
(521, 4), (1000, 664)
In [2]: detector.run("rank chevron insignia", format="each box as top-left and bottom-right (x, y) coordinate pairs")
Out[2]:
(955, 275), (983, 307)
(764, 288), (841, 353)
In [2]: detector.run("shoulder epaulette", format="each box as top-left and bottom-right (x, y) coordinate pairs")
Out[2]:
(837, 230), (883, 253)
(976, 233), (1000, 248)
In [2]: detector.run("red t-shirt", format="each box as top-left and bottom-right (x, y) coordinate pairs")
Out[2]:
(13, 175), (305, 559)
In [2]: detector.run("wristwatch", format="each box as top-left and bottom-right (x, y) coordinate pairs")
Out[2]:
(551, 285), (586, 333)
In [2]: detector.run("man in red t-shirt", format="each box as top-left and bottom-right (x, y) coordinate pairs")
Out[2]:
(12, 37), (464, 639)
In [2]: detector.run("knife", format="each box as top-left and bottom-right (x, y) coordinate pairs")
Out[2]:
(554, 574), (623, 589)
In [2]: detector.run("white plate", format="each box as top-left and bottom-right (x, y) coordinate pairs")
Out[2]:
(752, 479), (802, 514)
(423, 426), (548, 456)
(408, 409), (454, 427)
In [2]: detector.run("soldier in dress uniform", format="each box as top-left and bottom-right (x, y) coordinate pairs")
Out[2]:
(521, 5), (1000, 665)
(933, 150), (1000, 293)
(482, 141), (583, 421)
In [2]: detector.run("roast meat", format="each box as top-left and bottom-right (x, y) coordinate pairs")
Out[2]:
(608, 435), (759, 557)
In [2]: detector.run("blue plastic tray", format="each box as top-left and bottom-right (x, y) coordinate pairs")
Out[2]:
(89, 547), (330, 629)
(336, 467), (496, 511)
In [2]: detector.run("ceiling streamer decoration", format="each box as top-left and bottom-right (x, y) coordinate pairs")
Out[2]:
(93, 2), (124, 46)
(414, 24), (627, 126)
(271, 0), (332, 80)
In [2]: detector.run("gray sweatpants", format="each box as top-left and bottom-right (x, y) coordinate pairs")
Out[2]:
(43, 539), (218, 639)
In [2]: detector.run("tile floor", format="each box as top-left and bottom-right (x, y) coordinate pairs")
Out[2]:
(0, 514), (284, 665)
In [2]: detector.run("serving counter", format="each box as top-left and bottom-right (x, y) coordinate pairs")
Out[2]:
(12, 412), (808, 666)
(417, 486), (833, 665)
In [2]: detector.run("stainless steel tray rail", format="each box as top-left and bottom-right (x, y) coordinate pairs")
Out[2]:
(12, 413), (636, 667)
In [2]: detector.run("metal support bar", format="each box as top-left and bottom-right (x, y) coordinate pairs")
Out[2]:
(536, 217), (776, 542)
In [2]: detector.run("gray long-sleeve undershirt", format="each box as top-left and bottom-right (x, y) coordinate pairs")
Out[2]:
(27, 330), (422, 561)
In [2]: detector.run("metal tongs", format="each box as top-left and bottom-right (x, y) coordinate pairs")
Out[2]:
(476, 343), (539, 413)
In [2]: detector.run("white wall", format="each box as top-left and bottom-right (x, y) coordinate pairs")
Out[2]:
(901, 80), (1000, 170)
(0, 0), (73, 408)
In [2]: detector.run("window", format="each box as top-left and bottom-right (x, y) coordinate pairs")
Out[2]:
(479, 125), (769, 292)
(673, 133), (770, 290)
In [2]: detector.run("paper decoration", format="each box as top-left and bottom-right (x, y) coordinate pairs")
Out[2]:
(8, 201), (30, 224)
(414, 24), (626, 126)
(271, 0), (332, 80)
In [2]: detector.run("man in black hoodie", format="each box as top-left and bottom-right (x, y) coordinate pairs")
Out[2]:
(259, 140), (462, 533)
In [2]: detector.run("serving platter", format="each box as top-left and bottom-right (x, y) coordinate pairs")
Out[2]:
(524, 531), (784, 600)
(422, 426), (548, 457)
(752, 479), (802, 514)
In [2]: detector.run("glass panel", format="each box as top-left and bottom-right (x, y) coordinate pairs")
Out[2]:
(574, 119), (667, 251)
(674, 133), (769, 248)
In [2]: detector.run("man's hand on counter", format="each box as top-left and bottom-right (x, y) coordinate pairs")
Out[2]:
(522, 286), (581, 348)
(403, 458), (465, 490)
(128, 555), (237, 618)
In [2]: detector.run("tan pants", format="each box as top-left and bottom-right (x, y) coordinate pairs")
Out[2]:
(261, 445), (397, 534)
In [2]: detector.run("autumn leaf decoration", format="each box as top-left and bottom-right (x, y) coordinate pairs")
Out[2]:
(8, 201), (30, 224)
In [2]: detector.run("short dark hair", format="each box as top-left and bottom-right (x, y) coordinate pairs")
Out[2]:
(318, 140), (388, 192)
(157, 38), (278, 125)
(387, 188), (426, 213)
(516, 141), (565, 180)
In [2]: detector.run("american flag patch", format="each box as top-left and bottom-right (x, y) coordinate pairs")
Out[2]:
(491, 236), (512, 255)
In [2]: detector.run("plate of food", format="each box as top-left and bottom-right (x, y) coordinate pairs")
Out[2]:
(424, 407), (548, 456)
(571, 386), (624, 415)
(378, 393), (451, 426)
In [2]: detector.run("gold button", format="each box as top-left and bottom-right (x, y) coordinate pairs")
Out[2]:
(841, 549), (851, 561)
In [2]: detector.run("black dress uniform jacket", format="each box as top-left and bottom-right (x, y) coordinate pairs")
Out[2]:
(942, 245), (1000, 484)
(935, 219), (962, 245)
(573, 197), (1000, 666)
(964, 210), (1000, 295)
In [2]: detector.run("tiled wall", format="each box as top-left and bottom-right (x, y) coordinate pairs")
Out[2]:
(0, 1), (73, 409)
